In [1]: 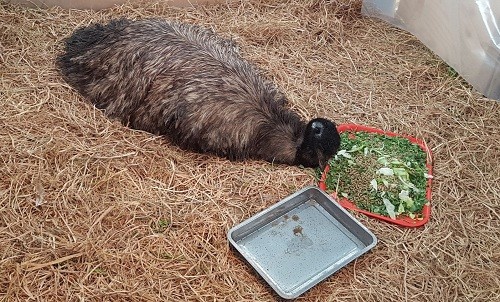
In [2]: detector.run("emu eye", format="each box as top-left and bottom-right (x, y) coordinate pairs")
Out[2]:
(311, 121), (324, 137)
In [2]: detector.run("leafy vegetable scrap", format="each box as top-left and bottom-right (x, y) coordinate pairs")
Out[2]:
(320, 131), (431, 220)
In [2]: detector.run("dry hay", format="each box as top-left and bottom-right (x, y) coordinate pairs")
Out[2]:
(1, 0), (499, 301)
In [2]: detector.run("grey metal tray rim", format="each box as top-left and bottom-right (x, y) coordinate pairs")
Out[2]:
(227, 186), (378, 299)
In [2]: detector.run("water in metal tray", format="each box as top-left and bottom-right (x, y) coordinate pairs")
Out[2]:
(237, 199), (365, 293)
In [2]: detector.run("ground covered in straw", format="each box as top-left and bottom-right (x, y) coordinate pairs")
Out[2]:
(1, 0), (499, 301)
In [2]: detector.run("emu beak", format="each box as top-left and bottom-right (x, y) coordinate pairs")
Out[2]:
(318, 150), (328, 170)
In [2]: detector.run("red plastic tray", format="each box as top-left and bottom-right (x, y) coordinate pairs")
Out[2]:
(318, 124), (433, 227)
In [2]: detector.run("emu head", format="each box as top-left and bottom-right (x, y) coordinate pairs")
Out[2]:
(295, 118), (341, 169)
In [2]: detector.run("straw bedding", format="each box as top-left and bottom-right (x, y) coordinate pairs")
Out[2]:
(1, 0), (499, 301)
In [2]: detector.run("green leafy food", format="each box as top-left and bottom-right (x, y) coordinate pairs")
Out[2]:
(319, 131), (430, 219)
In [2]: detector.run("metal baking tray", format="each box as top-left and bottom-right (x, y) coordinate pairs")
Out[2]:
(227, 186), (377, 299)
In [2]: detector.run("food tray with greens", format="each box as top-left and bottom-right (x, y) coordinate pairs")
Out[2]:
(318, 124), (433, 227)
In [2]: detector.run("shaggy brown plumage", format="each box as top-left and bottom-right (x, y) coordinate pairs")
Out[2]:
(57, 18), (340, 168)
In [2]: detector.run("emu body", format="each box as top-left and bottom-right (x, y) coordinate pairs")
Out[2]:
(57, 19), (340, 168)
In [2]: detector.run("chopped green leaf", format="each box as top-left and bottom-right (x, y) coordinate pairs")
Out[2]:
(337, 149), (352, 159)
(398, 190), (410, 201)
(397, 202), (405, 214)
(377, 156), (389, 166)
(383, 198), (396, 220)
(399, 190), (414, 207)
(377, 167), (394, 176)
(382, 179), (390, 187)
(348, 145), (363, 153)
(393, 167), (409, 179)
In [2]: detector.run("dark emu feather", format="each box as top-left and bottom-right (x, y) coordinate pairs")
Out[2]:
(57, 19), (341, 168)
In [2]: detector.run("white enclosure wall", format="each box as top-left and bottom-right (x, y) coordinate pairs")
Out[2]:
(362, 0), (500, 100)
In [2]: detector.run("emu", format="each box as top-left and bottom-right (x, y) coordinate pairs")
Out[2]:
(57, 18), (340, 168)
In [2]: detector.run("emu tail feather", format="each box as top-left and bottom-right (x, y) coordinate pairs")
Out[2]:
(56, 19), (131, 100)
